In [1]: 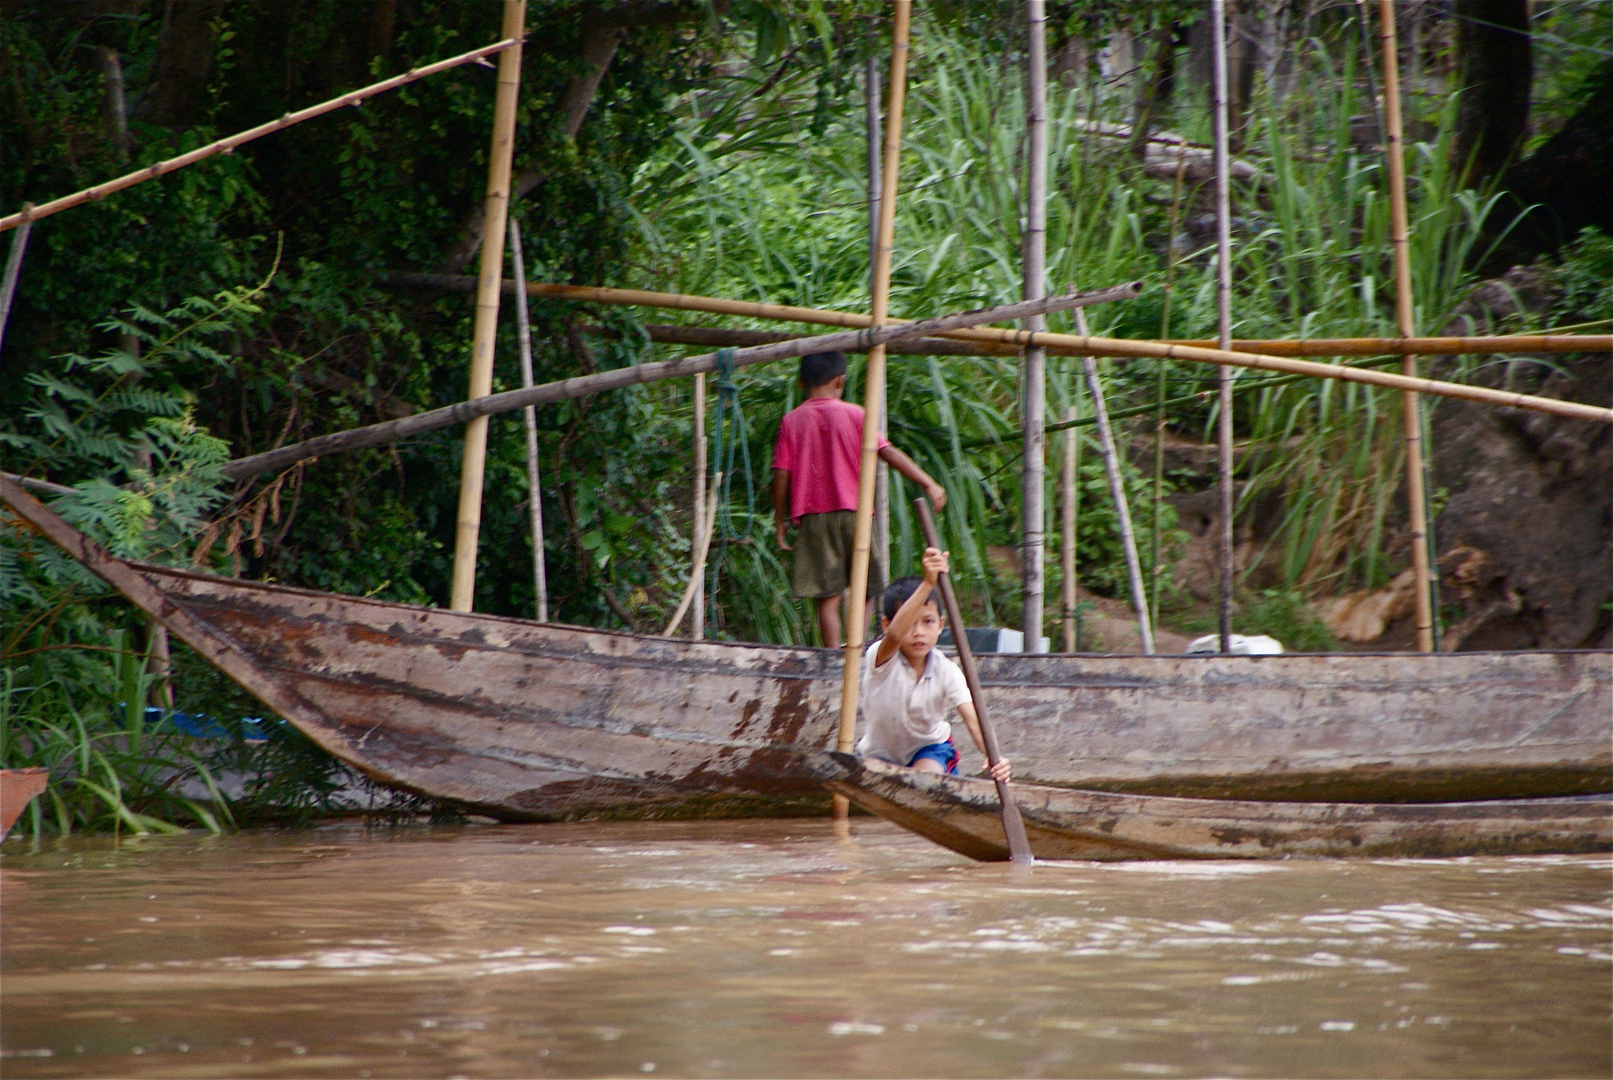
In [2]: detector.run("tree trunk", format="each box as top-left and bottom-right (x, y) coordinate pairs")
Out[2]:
(439, 1), (710, 272)
(134, 0), (227, 129)
(1452, 0), (1532, 186)
(1478, 59), (1612, 272)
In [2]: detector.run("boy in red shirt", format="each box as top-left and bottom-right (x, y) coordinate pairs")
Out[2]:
(771, 351), (946, 648)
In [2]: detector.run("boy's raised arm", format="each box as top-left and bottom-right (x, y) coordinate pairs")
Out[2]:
(875, 546), (947, 668)
(878, 444), (947, 511)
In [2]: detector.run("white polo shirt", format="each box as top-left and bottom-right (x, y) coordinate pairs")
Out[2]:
(855, 640), (970, 766)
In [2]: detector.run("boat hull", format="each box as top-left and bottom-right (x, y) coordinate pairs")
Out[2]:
(814, 754), (1613, 862)
(137, 564), (1612, 818)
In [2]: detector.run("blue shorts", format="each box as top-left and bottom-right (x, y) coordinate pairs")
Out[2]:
(906, 739), (959, 774)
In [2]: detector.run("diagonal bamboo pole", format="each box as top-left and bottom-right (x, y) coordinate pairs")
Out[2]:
(1213, 0), (1235, 653)
(0, 40), (524, 234)
(1022, 0), (1049, 654)
(450, 0), (526, 613)
(837, 0), (913, 822)
(1077, 309), (1154, 654)
(1377, 0), (1435, 653)
(507, 218), (548, 622)
(0, 207), (34, 355)
(397, 276), (1610, 358)
(219, 285), (1146, 482)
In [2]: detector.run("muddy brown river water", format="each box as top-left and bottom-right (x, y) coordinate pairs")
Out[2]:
(1, 819), (1609, 1078)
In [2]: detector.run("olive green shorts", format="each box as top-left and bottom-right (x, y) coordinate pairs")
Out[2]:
(791, 510), (883, 600)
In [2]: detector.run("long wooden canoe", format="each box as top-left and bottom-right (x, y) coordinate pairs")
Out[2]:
(3, 476), (1610, 820)
(812, 753), (1613, 861)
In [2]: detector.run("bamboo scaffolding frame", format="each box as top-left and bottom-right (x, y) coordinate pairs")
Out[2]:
(1077, 309), (1154, 654)
(508, 218), (548, 622)
(449, 0), (526, 614)
(384, 275), (1610, 358)
(219, 306), (1610, 486)
(221, 286), (1143, 482)
(838, 0), (913, 822)
(1212, 0), (1235, 652)
(0, 40), (524, 234)
(1022, 0), (1050, 653)
(1378, 0), (1435, 653)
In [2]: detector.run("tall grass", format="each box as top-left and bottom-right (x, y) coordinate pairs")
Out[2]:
(625, 12), (1512, 641)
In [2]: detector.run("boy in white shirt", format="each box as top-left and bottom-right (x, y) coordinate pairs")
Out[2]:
(857, 546), (1012, 781)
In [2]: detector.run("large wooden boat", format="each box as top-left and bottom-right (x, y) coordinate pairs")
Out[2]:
(812, 753), (1613, 861)
(3, 477), (1611, 821)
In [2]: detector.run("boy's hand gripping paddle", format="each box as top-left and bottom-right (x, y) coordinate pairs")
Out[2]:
(914, 498), (1034, 866)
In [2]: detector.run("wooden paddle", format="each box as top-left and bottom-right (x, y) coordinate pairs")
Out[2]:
(914, 498), (1034, 865)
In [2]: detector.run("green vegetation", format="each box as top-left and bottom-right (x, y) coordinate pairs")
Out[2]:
(3, 2), (1608, 833)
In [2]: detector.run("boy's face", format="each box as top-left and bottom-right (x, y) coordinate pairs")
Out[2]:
(884, 600), (944, 661)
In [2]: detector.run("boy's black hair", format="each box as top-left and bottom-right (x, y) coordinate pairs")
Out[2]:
(882, 575), (940, 621)
(799, 351), (848, 390)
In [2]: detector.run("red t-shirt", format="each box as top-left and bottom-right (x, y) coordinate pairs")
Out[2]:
(772, 397), (890, 523)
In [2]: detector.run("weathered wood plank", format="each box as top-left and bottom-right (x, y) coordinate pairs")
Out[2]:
(816, 754), (1613, 862)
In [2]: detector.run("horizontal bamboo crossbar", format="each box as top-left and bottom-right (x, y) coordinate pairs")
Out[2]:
(0, 38), (524, 233)
(381, 274), (1612, 359)
(221, 282), (1143, 479)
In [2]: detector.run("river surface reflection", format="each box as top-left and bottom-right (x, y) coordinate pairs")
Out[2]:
(2, 819), (1609, 1078)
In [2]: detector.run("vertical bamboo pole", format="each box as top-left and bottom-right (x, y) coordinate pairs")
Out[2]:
(507, 218), (548, 622)
(449, 0), (526, 613)
(837, 0), (912, 819)
(868, 54), (892, 599)
(1377, 0), (1436, 652)
(0, 206), (33, 356)
(1061, 403), (1078, 652)
(1076, 309), (1154, 654)
(1021, 0), (1049, 653)
(1212, 0), (1236, 653)
(692, 372), (706, 638)
(1154, 151), (1189, 628)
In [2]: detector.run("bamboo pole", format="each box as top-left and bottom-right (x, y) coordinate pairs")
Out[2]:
(692, 372), (707, 639)
(1377, 0), (1436, 653)
(866, 54), (893, 604)
(450, 0), (526, 614)
(507, 218), (548, 621)
(1022, 0), (1049, 654)
(388, 276), (1610, 358)
(663, 472), (721, 636)
(1061, 403), (1078, 653)
(0, 206), (32, 356)
(223, 286), (1143, 482)
(837, 0), (912, 820)
(1154, 150), (1189, 630)
(0, 40), (524, 234)
(1076, 308), (1154, 654)
(1212, 0), (1235, 653)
